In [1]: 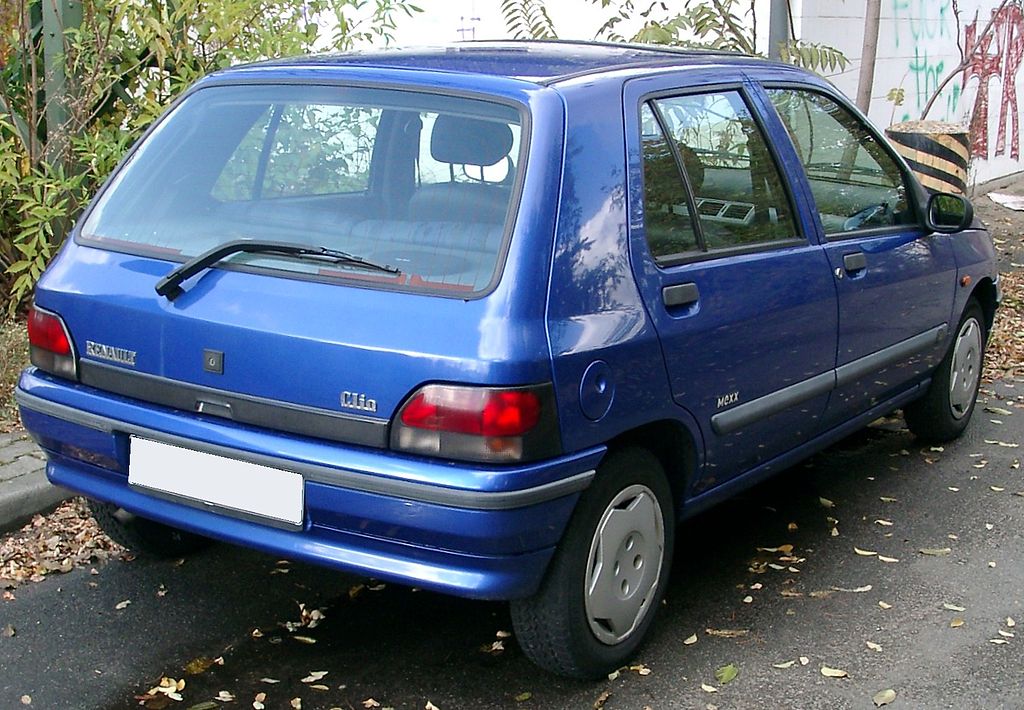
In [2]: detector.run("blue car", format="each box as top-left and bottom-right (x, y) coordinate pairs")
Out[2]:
(17, 41), (997, 678)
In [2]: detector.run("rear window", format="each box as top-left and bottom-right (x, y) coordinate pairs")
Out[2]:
(80, 85), (525, 295)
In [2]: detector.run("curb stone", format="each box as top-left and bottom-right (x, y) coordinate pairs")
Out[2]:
(0, 434), (70, 533)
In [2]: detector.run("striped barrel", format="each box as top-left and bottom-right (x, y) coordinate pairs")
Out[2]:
(885, 120), (970, 194)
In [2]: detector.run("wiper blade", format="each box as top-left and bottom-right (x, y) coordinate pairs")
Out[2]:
(155, 239), (400, 301)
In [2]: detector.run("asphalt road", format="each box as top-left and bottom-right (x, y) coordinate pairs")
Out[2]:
(3, 381), (1023, 710)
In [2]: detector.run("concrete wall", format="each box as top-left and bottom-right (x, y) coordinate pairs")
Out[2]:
(797, 0), (1024, 183)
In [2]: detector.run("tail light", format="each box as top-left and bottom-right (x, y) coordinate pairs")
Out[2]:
(392, 383), (561, 463)
(28, 305), (78, 380)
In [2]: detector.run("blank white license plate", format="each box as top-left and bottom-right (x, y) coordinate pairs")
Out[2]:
(128, 437), (304, 526)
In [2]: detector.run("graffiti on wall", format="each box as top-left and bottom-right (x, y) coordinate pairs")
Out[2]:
(892, 0), (1024, 160)
(894, 0), (959, 122)
(962, 2), (1024, 159)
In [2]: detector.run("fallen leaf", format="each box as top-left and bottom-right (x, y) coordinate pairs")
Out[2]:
(873, 688), (897, 707)
(950, 618), (964, 628)
(742, 595), (753, 604)
(515, 692), (532, 702)
(943, 603), (966, 612)
(878, 601), (892, 609)
(880, 497), (898, 503)
(989, 638), (1009, 645)
(425, 702), (440, 710)
(700, 684), (718, 693)
(1, 624), (14, 637)
(874, 519), (893, 527)
(361, 701), (380, 709)
(259, 679), (280, 684)
(292, 636), (316, 644)
(799, 656), (810, 665)
(819, 497), (835, 509)
(878, 555), (899, 563)
(630, 663), (651, 676)
(186, 702), (218, 710)
(593, 690), (612, 709)
(714, 664), (739, 685)
(20, 697), (30, 706)
(496, 630), (512, 639)
(683, 634), (698, 645)
(290, 699), (301, 710)
(866, 641), (882, 652)
(832, 585), (872, 593)
(998, 630), (1015, 638)
(1007, 617), (1016, 628)
(984, 406), (1012, 416)
(184, 657), (216, 676)
(115, 599), (131, 610)
(301, 671), (328, 683)
(705, 628), (749, 638)
(309, 685), (329, 691)
(854, 547), (877, 557)
(820, 665), (848, 678)
(773, 660), (796, 669)
(948, 487), (960, 492)
(919, 548), (952, 556)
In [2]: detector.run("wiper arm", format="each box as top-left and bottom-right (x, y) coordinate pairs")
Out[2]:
(155, 239), (400, 301)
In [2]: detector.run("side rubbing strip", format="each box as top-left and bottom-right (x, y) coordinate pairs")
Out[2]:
(711, 323), (949, 436)
(711, 371), (835, 436)
(835, 324), (948, 387)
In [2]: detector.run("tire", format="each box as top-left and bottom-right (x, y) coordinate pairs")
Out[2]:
(88, 499), (211, 557)
(904, 299), (986, 443)
(511, 448), (674, 679)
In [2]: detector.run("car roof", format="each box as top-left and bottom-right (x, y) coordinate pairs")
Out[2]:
(240, 39), (772, 85)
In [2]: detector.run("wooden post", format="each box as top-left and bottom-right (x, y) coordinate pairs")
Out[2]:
(856, 0), (882, 113)
(41, 0), (82, 163)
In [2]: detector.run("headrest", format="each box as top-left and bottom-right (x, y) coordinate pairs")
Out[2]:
(431, 115), (513, 166)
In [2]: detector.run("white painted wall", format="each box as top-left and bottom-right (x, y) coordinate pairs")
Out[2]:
(798, 0), (1024, 183)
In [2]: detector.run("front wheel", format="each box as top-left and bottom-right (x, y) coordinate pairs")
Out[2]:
(511, 448), (674, 678)
(904, 299), (986, 443)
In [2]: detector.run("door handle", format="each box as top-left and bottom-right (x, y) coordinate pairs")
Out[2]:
(843, 251), (867, 272)
(663, 282), (700, 308)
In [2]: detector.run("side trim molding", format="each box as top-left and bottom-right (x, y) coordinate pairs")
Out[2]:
(711, 323), (947, 436)
(15, 389), (594, 511)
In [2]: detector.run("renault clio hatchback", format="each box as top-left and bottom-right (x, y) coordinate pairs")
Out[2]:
(17, 41), (998, 678)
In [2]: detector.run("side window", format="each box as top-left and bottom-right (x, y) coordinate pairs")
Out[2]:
(645, 91), (798, 255)
(640, 103), (700, 259)
(766, 88), (918, 236)
(213, 104), (381, 201)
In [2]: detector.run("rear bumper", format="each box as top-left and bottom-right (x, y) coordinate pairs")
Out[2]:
(17, 368), (602, 600)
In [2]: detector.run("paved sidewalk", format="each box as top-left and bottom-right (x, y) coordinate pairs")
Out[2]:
(0, 431), (67, 532)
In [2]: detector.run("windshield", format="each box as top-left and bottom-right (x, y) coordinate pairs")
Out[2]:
(81, 84), (525, 295)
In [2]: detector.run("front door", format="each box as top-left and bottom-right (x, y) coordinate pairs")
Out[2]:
(625, 80), (838, 495)
(761, 86), (957, 426)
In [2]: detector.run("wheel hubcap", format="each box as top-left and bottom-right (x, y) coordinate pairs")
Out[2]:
(584, 484), (665, 645)
(949, 317), (982, 420)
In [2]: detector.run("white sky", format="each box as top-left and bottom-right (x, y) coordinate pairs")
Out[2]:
(391, 0), (631, 45)
(389, 0), (774, 51)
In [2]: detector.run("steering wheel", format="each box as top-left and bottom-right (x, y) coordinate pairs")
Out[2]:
(843, 202), (892, 231)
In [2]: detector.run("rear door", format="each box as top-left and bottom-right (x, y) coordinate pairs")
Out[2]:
(759, 84), (957, 426)
(625, 75), (838, 494)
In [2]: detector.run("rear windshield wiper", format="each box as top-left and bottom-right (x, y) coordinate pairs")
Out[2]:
(155, 239), (400, 301)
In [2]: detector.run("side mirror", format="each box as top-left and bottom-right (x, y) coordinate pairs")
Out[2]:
(925, 192), (974, 233)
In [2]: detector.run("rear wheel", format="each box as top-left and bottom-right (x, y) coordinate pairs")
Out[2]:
(511, 448), (674, 678)
(88, 500), (211, 557)
(904, 299), (986, 443)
